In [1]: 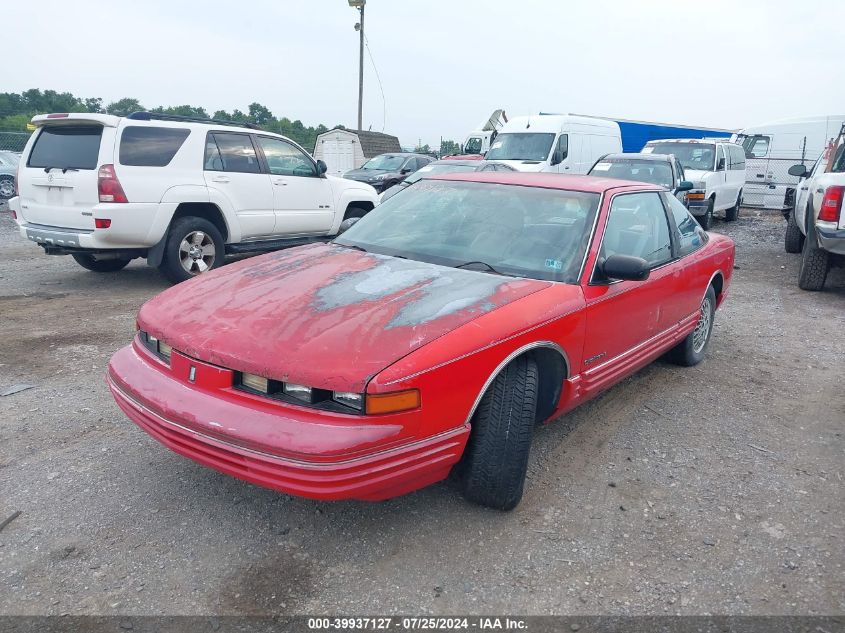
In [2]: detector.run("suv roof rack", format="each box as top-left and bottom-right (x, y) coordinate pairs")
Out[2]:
(126, 111), (261, 130)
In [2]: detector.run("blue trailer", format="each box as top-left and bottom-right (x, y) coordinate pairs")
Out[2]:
(542, 113), (735, 153)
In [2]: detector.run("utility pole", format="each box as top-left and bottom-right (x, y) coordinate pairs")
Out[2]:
(349, 0), (366, 131)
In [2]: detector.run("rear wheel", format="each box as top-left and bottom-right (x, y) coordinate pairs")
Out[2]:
(71, 253), (132, 273)
(459, 355), (539, 511)
(667, 285), (716, 367)
(798, 222), (830, 291)
(159, 216), (225, 284)
(784, 210), (804, 254)
(725, 192), (741, 222)
(0, 176), (15, 200)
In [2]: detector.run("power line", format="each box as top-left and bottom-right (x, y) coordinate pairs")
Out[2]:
(364, 34), (387, 132)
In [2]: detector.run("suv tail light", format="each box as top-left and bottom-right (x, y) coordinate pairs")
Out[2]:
(98, 164), (127, 203)
(819, 186), (844, 223)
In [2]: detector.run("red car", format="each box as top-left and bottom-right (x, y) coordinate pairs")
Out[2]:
(107, 173), (734, 510)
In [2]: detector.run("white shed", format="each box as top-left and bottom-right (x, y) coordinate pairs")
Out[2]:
(314, 128), (402, 177)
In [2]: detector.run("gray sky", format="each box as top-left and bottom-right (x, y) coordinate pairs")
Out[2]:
(7, 0), (844, 147)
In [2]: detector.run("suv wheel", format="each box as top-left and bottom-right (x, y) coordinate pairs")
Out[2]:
(0, 176), (14, 200)
(71, 253), (132, 273)
(784, 209), (804, 254)
(344, 205), (370, 220)
(459, 355), (539, 511)
(159, 217), (225, 284)
(798, 222), (830, 291)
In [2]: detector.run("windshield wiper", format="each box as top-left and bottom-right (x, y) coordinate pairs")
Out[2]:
(334, 242), (368, 253)
(453, 261), (511, 276)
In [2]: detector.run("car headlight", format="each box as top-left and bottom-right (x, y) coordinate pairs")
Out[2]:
(138, 330), (172, 364)
(373, 173), (391, 180)
(241, 372), (270, 393)
(284, 383), (314, 403)
(333, 391), (363, 411)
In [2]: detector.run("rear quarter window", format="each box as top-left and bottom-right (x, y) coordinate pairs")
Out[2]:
(119, 126), (191, 167)
(27, 125), (103, 170)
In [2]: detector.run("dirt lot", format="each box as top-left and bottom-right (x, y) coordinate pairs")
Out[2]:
(0, 203), (843, 616)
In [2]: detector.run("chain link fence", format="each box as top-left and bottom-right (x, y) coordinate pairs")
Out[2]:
(742, 157), (811, 210)
(0, 131), (31, 153)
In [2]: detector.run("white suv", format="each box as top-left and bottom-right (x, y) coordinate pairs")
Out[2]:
(642, 138), (746, 229)
(9, 112), (379, 282)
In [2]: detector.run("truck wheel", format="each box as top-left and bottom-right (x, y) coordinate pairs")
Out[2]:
(667, 285), (716, 367)
(459, 355), (539, 511)
(725, 192), (741, 222)
(71, 253), (132, 273)
(159, 216), (225, 284)
(343, 205), (370, 220)
(698, 199), (714, 230)
(798, 222), (830, 291)
(0, 176), (14, 200)
(784, 210), (804, 254)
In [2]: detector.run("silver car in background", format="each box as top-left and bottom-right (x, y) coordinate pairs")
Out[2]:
(0, 151), (20, 200)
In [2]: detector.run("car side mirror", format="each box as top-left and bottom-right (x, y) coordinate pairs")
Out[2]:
(601, 254), (651, 282)
(316, 159), (328, 176)
(676, 180), (694, 192)
(716, 158), (726, 171)
(788, 164), (808, 178)
(550, 151), (562, 166)
(337, 217), (361, 234)
(400, 167), (412, 174)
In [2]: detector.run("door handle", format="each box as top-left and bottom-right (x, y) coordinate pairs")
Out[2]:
(211, 176), (230, 183)
(273, 179), (288, 186)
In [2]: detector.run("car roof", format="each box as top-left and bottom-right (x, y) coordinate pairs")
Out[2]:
(430, 172), (663, 193)
(430, 159), (481, 166)
(645, 138), (717, 145)
(601, 152), (673, 162)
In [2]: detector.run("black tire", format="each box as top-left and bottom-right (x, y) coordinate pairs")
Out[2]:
(697, 199), (714, 230)
(71, 253), (131, 273)
(725, 192), (740, 222)
(667, 285), (717, 367)
(784, 210), (804, 254)
(0, 175), (14, 200)
(159, 216), (225, 284)
(344, 205), (370, 220)
(798, 221), (830, 291)
(459, 355), (539, 511)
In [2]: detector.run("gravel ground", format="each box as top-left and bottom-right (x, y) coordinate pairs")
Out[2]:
(0, 205), (842, 616)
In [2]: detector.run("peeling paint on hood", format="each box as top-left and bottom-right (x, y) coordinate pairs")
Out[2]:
(138, 243), (552, 392)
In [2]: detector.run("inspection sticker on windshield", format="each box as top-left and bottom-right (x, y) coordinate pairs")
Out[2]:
(592, 162), (612, 171)
(545, 259), (563, 271)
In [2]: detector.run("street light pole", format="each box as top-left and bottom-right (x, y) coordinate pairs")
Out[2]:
(349, 0), (366, 131)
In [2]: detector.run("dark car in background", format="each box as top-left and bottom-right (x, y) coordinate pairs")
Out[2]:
(343, 153), (435, 193)
(380, 159), (516, 202)
(588, 153), (693, 203)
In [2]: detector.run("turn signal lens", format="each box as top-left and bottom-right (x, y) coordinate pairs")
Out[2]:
(687, 192), (706, 200)
(365, 389), (421, 415)
(241, 373), (269, 393)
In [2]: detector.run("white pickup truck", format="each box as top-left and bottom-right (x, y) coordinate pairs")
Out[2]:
(788, 125), (845, 291)
(9, 112), (379, 283)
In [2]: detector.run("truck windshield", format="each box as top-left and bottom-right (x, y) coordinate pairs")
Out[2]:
(486, 133), (555, 161)
(464, 137), (483, 154)
(648, 143), (715, 172)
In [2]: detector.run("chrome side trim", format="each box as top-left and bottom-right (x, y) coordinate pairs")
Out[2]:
(463, 340), (569, 426)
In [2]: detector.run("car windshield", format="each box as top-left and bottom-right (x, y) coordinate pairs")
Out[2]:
(485, 133), (556, 161)
(335, 179), (601, 283)
(464, 137), (483, 154)
(647, 143), (715, 172)
(362, 155), (406, 170)
(591, 159), (674, 188)
(404, 163), (479, 184)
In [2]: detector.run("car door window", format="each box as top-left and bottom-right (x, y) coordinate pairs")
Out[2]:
(663, 192), (708, 256)
(404, 157), (420, 172)
(598, 192), (673, 272)
(730, 145), (746, 171)
(206, 132), (261, 173)
(744, 135), (770, 158)
(256, 136), (316, 177)
(554, 134), (568, 162)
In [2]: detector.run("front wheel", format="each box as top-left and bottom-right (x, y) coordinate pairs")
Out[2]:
(798, 222), (830, 291)
(784, 210), (804, 254)
(724, 192), (741, 222)
(71, 253), (131, 273)
(459, 355), (539, 511)
(159, 216), (225, 284)
(667, 285), (716, 367)
(698, 199), (714, 230)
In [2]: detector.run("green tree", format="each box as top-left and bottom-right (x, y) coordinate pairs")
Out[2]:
(439, 139), (461, 156)
(84, 97), (104, 113)
(151, 104), (209, 119)
(107, 98), (144, 116)
(248, 102), (274, 126)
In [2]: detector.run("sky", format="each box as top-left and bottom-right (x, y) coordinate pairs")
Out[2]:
(6, 0), (844, 148)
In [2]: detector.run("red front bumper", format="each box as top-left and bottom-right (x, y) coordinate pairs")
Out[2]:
(107, 343), (469, 501)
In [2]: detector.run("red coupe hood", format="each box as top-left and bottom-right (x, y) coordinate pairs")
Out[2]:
(138, 243), (551, 392)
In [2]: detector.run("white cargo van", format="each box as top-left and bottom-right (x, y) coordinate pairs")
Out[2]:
(484, 115), (622, 173)
(736, 115), (845, 210)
